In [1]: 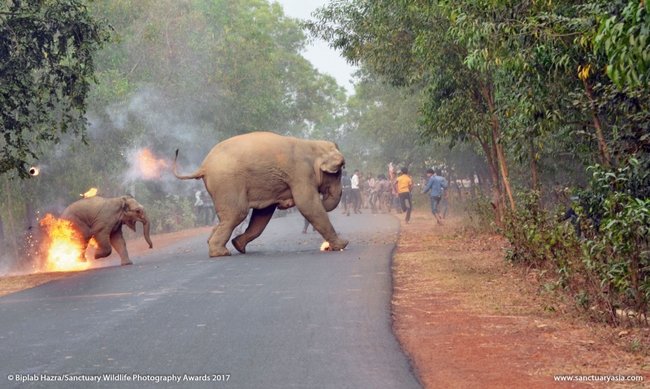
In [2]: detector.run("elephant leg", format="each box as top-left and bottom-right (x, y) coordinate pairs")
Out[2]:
(110, 229), (132, 266)
(232, 205), (276, 254)
(78, 241), (89, 262)
(294, 188), (349, 251)
(77, 229), (92, 262)
(207, 208), (249, 257)
(93, 233), (113, 260)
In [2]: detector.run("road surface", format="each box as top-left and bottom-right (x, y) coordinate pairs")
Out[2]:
(0, 212), (421, 389)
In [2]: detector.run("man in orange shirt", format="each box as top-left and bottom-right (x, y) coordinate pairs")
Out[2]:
(395, 167), (413, 222)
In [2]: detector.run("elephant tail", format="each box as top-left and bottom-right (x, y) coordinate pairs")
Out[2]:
(172, 149), (204, 180)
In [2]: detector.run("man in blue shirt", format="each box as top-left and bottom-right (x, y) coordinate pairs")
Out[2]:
(422, 168), (448, 225)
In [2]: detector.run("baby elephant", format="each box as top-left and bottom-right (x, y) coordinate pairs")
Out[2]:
(61, 195), (153, 265)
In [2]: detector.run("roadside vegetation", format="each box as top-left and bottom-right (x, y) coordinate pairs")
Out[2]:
(308, 0), (649, 328)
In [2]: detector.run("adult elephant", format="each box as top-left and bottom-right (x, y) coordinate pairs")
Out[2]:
(61, 195), (153, 265)
(173, 131), (348, 257)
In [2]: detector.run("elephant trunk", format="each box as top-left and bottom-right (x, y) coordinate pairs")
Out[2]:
(142, 214), (153, 248)
(322, 188), (342, 212)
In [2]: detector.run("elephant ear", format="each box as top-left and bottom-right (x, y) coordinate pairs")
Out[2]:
(120, 196), (137, 232)
(319, 150), (345, 174)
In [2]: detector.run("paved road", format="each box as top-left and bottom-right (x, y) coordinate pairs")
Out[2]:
(0, 212), (421, 389)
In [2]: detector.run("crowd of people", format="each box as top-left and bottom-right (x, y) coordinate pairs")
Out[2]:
(338, 164), (449, 224)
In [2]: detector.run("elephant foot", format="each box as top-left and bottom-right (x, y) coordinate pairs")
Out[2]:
(208, 245), (231, 257)
(121, 260), (133, 266)
(231, 236), (247, 254)
(329, 238), (349, 251)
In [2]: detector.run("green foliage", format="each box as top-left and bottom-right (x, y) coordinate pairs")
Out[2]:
(147, 194), (196, 234)
(1, 0), (352, 256)
(503, 191), (582, 267)
(579, 158), (650, 225)
(579, 160), (649, 323)
(0, 0), (110, 177)
(341, 75), (430, 171)
(464, 193), (497, 232)
(89, 0), (346, 139)
(504, 161), (649, 325)
(594, 0), (650, 88)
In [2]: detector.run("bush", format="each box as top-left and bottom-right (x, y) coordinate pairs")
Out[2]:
(503, 159), (650, 325)
(577, 160), (649, 325)
(147, 194), (196, 233)
(502, 191), (584, 285)
(464, 193), (496, 232)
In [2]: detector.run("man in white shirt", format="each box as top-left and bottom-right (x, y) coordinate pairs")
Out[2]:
(351, 170), (361, 214)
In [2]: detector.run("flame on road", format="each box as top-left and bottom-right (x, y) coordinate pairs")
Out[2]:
(320, 241), (344, 252)
(134, 148), (169, 179)
(320, 241), (331, 251)
(82, 187), (98, 198)
(39, 214), (91, 272)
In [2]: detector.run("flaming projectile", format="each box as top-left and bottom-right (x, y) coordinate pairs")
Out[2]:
(135, 148), (169, 179)
(82, 187), (98, 198)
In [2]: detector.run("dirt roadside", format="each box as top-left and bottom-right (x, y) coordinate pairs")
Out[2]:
(392, 210), (649, 388)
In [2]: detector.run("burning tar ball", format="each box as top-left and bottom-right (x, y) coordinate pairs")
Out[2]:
(29, 166), (40, 176)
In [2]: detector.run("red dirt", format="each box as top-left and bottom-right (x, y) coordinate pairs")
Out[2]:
(392, 211), (649, 388)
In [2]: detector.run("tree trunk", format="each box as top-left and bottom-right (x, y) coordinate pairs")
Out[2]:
(475, 170), (484, 198)
(529, 136), (539, 192)
(489, 100), (515, 211)
(449, 170), (461, 201)
(582, 78), (611, 167)
(3, 177), (20, 260)
(478, 137), (504, 226)
(0, 214), (4, 244)
(482, 82), (516, 211)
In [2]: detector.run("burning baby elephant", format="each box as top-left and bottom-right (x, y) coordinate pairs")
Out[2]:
(60, 195), (153, 265)
(173, 131), (349, 257)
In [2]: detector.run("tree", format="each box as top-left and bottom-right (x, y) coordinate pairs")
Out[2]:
(594, 0), (649, 88)
(342, 73), (429, 172)
(308, 0), (518, 221)
(0, 0), (110, 178)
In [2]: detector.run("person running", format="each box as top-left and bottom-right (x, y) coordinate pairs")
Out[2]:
(367, 174), (378, 213)
(375, 174), (388, 212)
(395, 167), (413, 223)
(351, 169), (362, 214)
(422, 168), (448, 225)
(341, 170), (352, 216)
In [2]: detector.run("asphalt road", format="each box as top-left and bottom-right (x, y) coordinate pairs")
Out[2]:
(0, 212), (421, 389)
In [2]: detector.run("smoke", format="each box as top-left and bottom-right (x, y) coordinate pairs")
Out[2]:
(87, 86), (218, 192)
(110, 87), (209, 139)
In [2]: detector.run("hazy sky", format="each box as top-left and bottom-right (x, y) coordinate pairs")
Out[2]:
(273, 0), (357, 95)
